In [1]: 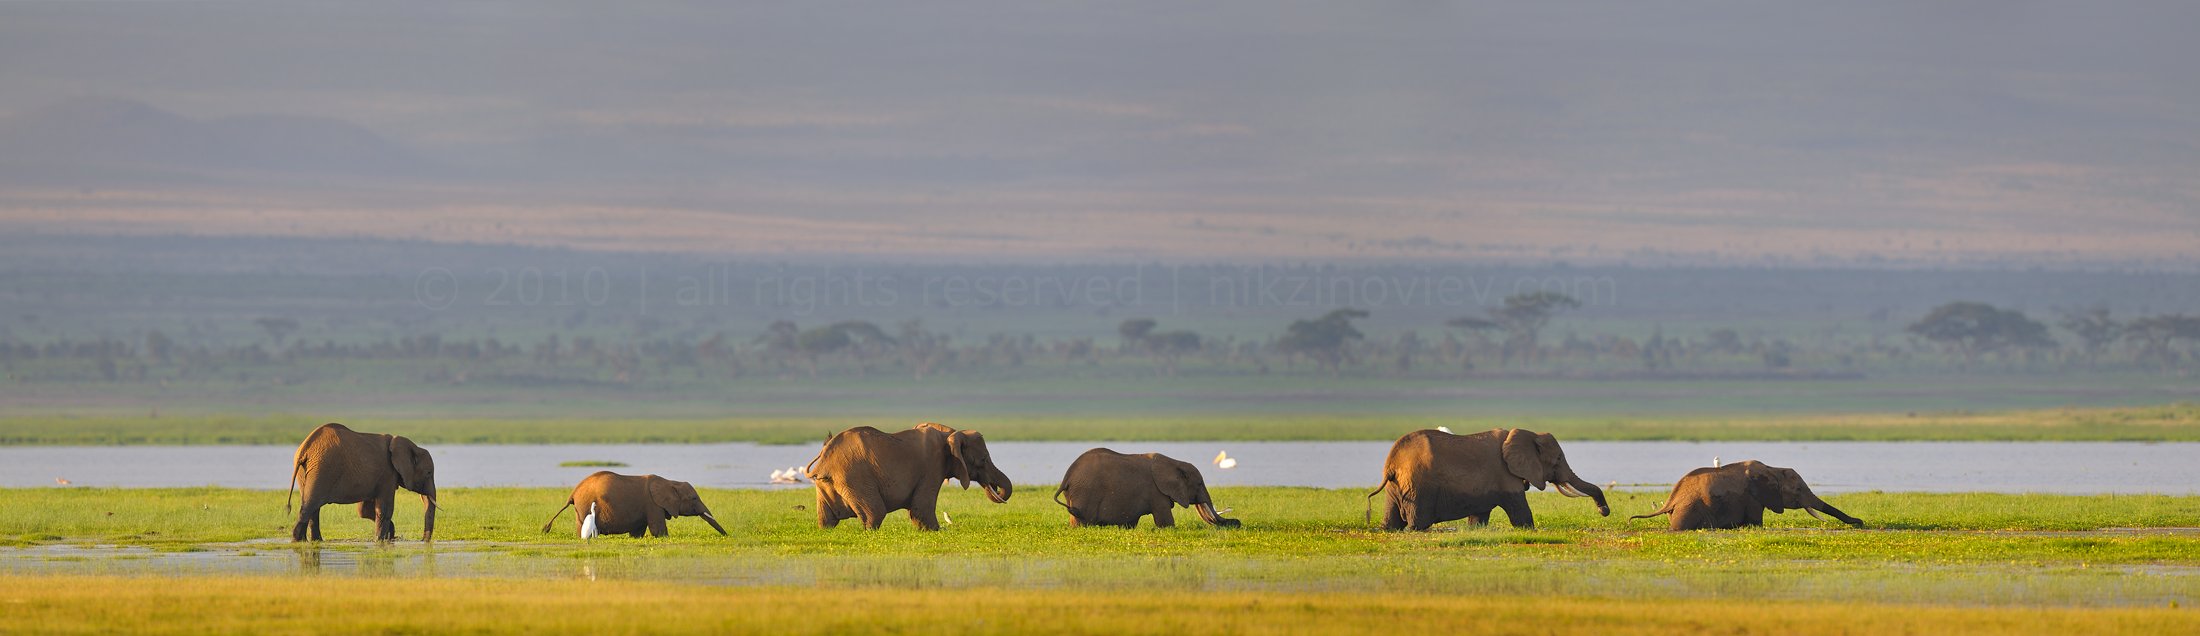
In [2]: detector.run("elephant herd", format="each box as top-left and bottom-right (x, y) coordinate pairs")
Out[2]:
(283, 422), (1862, 543)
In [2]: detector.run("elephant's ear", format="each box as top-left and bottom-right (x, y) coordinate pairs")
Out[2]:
(1153, 460), (1195, 506)
(646, 475), (681, 517)
(1744, 466), (1786, 513)
(945, 431), (974, 489)
(387, 436), (425, 491)
(1501, 429), (1549, 490)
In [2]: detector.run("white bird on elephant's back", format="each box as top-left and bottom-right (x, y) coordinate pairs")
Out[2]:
(580, 502), (599, 540)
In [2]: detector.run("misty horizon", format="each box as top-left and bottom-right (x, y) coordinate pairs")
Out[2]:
(3, 2), (2197, 267)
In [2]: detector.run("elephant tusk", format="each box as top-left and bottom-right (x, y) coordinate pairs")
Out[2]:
(1555, 482), (1586, 498)
(1805, 507), (1826, 520)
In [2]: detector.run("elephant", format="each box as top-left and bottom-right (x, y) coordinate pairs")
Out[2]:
(286, 423), (438, 542)
(539, 471), (727, 538)
(807, 422), (1012, 530)
(1631, 460), (1864, 530)
(1052, 448), (1241, 529)
(1366, 428), (1609, 530)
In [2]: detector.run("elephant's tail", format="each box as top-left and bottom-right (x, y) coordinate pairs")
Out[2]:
(1052, 487), (1088, 522)
(540, 500), (574, 533)
(286, 461), (300, 515)
(287, 424), (339, 514)
(1629, 500), (1676, 521)
(1363, 474), (1395, 525)
(801, 432), (834, 477)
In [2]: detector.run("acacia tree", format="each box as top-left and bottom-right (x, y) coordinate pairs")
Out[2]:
(1906, 302), (2054, 370)
(1117, 319), (1157, 354)
(791, 321), (895, 378)
(2122, 314), (2200, 370)
(1144, 330), (1201, 376)
(1116, 318), (1198, 375)
(896, 320), (950, 381)
(254, 317), (299, 349)
(1276, 308), (1368, 376)
(2057, 306), (2121, 368)
(754, 320), (801, 376)
(1448, 291), (1580, 368)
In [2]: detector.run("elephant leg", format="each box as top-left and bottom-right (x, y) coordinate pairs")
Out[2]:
(854, 495), (888, 530)
(1406, 498), (1435, 531)
(1464, 506), (1491, 527)
(291, 502), (319, 542)
(309, 505), (325, 542)
(1151, 504), (1176, 529)
(629, 528), (646, 538)
(375, 496), (398, 542)
(1383, 499), (1407, 531)
(1671, 506), (1706, 531)
(816, 489), (844, 529)
(908, 509), (939, 531)
(356, 501), (376, 520)
(908, 490), (941, 531)
(1498, 494), (1535, 529)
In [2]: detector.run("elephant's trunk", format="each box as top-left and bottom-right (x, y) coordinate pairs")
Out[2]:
(1559, 474), (1611, 517)
(1807, 494), (1864, 527)
(980, 466), (1013, 503)
(1194, 500), (1240, 528)
(699, 511), (728, 536)
(420, 489), (437, 542)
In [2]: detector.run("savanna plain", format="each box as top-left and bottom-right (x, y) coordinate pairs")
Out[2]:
(3, 442), (2198, 634)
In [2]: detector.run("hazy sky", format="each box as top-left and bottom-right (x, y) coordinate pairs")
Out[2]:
(2, 2), (2196, 265)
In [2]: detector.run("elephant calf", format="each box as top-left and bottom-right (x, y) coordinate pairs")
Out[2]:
(1054, 448), (1240, 529)
(541, 471), (727, 538)
(1632, 460), (1864, 530)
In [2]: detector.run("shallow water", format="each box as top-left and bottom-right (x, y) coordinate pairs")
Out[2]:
(3, 441), (2196, 494)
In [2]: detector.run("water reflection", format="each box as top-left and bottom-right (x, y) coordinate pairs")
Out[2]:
(0, 542), (2193, 606)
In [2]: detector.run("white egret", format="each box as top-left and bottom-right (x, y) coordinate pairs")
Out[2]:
(769, 468), (787, 483)
(941, 510), (954, 525)
(1712, 455), (1721, 468)
(1435, 426), (1452, 434)
(580, 502), (599, 540)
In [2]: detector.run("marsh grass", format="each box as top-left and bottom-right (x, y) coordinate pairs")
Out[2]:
(5, 487), (2197, 565)
(3, 488), (2197, 630)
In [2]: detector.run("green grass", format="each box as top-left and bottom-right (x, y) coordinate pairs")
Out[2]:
(3, 403), (2196, 445)
(3, 487), (2196, 632)
(7, 486), (2196, 560)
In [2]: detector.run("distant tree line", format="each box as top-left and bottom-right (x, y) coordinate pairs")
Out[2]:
(6, 297), (2200, 386)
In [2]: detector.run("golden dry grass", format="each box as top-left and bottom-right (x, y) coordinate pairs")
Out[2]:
(1, 575), (2194, 635)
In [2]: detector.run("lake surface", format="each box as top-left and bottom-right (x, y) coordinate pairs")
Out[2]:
(2, 441), (2194, 494)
